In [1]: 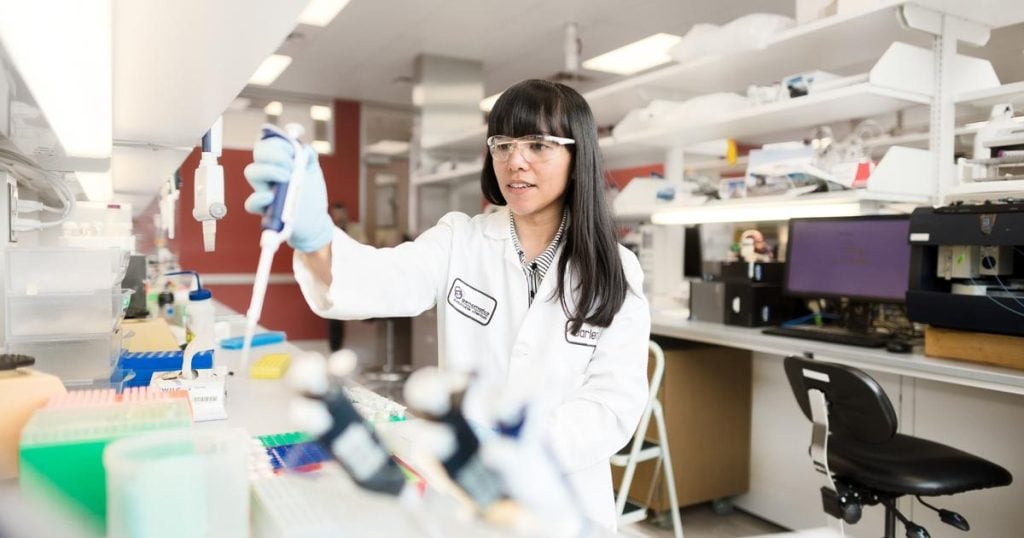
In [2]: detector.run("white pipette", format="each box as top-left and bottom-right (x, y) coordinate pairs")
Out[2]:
(241, 123), (306, 370)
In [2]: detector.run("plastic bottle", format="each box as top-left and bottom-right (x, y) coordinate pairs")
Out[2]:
(166, 271), (214, 380)
(157, 288), (176, 324)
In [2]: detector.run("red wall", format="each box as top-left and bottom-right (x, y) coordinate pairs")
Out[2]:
(174, 99), (360, 339)
(172, 99), (663, 340)
(606, 163), (665, 190)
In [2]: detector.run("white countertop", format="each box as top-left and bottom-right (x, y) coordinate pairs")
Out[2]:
(650, 307), (1024, 396)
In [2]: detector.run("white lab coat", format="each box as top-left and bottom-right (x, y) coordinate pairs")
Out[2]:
(293, 207), (651, 530)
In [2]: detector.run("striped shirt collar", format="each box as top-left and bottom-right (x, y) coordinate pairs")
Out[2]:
(509, 209), (569, 304)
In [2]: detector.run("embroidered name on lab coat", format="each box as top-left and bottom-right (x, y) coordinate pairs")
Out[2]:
(447, 278), (497, 326)
(564, 320), (600, 347)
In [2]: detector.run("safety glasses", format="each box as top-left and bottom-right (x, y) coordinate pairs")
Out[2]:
(486, 134), (575, 163)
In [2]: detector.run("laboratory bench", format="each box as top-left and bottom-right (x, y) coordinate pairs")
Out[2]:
(647, 302), (1024, 538)
(8, 301), (620, 538)
(651, 307), (1024, 396)
(200, 304), (624, 537)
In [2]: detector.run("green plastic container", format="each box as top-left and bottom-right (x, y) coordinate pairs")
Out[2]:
(19, 393), (192, 533)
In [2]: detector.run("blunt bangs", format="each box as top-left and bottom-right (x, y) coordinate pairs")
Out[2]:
(487, 81), (571, 140)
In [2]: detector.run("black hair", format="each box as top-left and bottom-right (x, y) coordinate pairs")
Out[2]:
(482, 79), (627, 333)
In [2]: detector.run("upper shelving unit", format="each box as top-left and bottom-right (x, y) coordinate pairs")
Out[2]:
(412, 164), (482, 186)
(956, 81), (1024, 110)
(616, 189), (929, 222)
(420, 125), (487, 155)
(610, 82), (930, 150)
(418, 2), (946, 159)
(582, 1), (932, 126)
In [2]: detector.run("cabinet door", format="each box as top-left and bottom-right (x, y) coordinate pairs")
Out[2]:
(613, 342), (752, 511)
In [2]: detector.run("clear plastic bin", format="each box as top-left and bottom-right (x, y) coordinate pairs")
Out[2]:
(105, 429), (250, 538)
(6, 246), (129, 293)
(6, 288), (133, 338)
(6, 332), (122, 384)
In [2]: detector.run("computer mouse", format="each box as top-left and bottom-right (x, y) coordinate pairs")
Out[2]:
(886, 340), (912, 353)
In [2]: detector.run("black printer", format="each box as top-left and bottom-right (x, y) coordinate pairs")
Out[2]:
(907, 203), (1024, 337)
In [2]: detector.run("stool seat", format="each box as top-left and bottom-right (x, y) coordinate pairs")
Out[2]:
(829, 433), (1013, 496)
(785, 355), (1014, 537)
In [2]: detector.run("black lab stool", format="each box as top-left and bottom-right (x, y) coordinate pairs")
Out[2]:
(784, 355), (1012, 538)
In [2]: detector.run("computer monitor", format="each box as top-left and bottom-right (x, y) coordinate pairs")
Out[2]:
(784, 215), (912, 304)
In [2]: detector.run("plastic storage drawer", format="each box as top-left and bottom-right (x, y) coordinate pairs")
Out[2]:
(6, 247), (128, 293)
(6, 333), (121, 384)
(6, 288), (132, 338)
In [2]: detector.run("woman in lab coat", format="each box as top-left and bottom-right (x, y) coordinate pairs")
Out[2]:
(244, 79), (650, 530)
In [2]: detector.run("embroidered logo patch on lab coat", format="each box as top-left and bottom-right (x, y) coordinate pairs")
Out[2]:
(447, 278), (497, 326)
(564, 320), (600, 347)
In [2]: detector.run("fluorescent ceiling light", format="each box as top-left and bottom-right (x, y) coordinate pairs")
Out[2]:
(480, 92), (502, 112)
(0, 0), (112, 159)
(651, 200), (863, 225)
(583, 33), (682, 75)
(264, 101), (283, 116)
(365, 139), (409, 156)
(310, 105), (332, 121)
(249, 55), (292, 86)
(298, 0), (352, 27)
(311, 140), (332, 154)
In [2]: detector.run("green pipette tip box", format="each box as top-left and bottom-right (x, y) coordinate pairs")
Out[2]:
(18, 390), (192, 532)
(257, 431), (313, 448)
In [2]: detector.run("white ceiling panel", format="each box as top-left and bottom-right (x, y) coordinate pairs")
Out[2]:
(268, 0), (794, 105)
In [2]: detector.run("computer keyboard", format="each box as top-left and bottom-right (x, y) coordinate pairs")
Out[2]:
(762, 325), (889, 348)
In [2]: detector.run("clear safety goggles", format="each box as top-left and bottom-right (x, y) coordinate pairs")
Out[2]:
(486, 134), (575, 163)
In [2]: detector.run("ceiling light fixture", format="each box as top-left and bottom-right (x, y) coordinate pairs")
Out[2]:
(311, 140), (332, 154)
(0, 0), (112, 159)
(365, 140), (409, 156)
(310, 105), (332, 121)
(264, 101), (283, 116)
(582, 33), (682, 76)
(298, 0), (352, 27)
(248, 54), (292, 86)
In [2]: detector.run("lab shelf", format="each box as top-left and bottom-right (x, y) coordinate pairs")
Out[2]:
(649, 313), (1024, 396)
(599, 136), (734, 170)
(419, 4), (930, 156)
(420, 125), (487, 154)
(615, 188), (928, 222)
(412, 164), (483, 186)
(955, 81), (1024, 110)
(608, 83), (931, 150)
(581, 1), (931, 126)
(5, 288), (132, 339)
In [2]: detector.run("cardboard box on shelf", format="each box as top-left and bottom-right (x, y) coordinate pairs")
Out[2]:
(925, 327), (1024, 371)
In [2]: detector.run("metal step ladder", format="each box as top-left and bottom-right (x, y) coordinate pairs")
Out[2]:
(611, 340), (683, 537)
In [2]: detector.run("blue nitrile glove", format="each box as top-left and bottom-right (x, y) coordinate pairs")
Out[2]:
(243, 137), (334, 252)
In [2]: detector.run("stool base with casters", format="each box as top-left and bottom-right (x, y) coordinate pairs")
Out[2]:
(361, 318), (412, 384)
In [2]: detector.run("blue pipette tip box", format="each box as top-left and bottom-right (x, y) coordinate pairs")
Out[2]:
(219, 331), (287, 350)
(113, 349), (214, 387)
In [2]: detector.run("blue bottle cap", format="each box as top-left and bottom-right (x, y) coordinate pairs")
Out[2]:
(165, 270), (212, 301)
